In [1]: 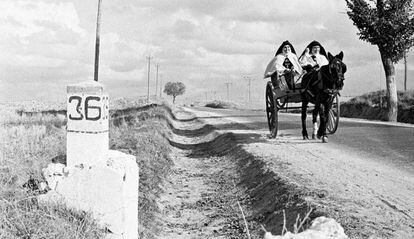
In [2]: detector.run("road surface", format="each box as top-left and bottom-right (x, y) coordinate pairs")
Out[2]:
(190, 107), (414, 174)
(182, 106), (414, 238)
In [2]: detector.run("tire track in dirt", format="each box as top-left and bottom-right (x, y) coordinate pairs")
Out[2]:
(156, 108), (323, 238)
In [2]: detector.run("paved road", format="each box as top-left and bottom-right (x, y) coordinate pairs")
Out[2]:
(191, 107), (414, 174)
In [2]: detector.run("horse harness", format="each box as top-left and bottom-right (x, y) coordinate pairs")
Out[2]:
(304, 65), (341, 101)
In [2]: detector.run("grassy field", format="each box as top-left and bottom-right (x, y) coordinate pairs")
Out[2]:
(0, 112), (103, 238)
(0, 99), (173, 239)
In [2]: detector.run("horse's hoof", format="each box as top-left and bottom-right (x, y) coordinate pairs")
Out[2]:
(312, 134), (316, 140)
(303, 135), (309, 140)
(322, 136), (328, 143)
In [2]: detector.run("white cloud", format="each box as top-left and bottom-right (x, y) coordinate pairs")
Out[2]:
(0, 0), (85, 37)
(1, 0), (412, 102)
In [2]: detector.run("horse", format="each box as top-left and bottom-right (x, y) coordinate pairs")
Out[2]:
(300, 52), (346, 143)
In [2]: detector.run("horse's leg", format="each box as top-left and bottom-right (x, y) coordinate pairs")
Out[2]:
(317, 100), (329, 143)
(301, 98), (309, 140)
(316, 97), (324, 138)
(322, 100), (331, 143)
(312, 108), (318, 139)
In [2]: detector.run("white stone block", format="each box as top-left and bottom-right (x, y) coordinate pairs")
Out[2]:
(42, 163), (66, 190)
(39, 150), (139, 239)
(66, 81), (109, 167)
(67, 132), (108, 167)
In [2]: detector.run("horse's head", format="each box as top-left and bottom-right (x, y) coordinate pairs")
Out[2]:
(327, 51), (346, 91)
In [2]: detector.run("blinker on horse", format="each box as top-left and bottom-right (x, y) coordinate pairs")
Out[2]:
(301, 52), (347, 143)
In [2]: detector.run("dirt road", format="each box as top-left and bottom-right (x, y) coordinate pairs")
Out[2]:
(156, 106), (414, 238)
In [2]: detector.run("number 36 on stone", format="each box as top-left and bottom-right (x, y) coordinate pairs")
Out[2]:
(68, 95), (109, 121)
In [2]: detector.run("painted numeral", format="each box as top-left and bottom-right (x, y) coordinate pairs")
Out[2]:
(68, 96), (83, 120)
(85, 96), (101, 121)
(68, 96), (103, 121)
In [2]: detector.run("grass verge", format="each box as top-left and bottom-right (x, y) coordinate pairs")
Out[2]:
(341, 90), (414, 123)
(0, 102), (174, 239)
(110, 106), (174, 239)
(0, 116), (104, 238)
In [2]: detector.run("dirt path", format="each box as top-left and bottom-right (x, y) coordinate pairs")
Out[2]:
(182, 107), (414, 239)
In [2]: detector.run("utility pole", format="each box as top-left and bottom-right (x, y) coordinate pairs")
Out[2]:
(212, 90), (216, 100)
(248, 78), (251, 102)
(242, 75), (252, 102)
(94, 0), (103, 82)
(404, 52), (407, 91)
(155, 63), (159, 99)
(159, 74), (163, 98)
(146, 54), (153, 102)
(224, 82), (232, 101)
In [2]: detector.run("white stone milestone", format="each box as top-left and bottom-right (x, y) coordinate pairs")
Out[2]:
(66, 81), (109, 167)
(38, 80), (139, 238)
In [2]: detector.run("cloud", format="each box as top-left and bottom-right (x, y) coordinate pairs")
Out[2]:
(1, 0), (413, 102)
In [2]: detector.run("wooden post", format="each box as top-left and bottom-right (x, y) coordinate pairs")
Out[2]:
(94, 0), (103, 82)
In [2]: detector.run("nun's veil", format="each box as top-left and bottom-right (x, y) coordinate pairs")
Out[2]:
(300, 40), (327, 58)
(275, 40), (297, 56)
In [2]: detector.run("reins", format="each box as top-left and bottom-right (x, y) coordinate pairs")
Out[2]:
(304, 62), (342, 99)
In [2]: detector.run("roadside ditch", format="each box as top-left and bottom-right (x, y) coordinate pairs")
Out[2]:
(119, 105), (326, 238)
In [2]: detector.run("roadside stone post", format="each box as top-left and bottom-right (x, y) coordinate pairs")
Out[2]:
(39, 81), (139, 239)
(66, 81), (109, 167)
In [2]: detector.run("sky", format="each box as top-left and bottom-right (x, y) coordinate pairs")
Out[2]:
(0, 0), (413, 103)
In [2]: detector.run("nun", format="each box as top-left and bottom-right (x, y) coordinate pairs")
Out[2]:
(298, 40), (329, 72)
(264, 40), (302, 90)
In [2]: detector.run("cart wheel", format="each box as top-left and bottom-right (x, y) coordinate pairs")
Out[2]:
(327, 94), (340, 134)
(266, 82), (278, 138)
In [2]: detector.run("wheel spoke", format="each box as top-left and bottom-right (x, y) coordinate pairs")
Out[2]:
(329, 111), (335, 130)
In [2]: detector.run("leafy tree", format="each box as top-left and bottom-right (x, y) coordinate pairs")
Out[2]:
(163, 82), (186, 103)
(346, 0), (414, 121)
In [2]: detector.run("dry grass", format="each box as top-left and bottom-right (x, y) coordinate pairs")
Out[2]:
(110, 106), (173, 239)
(0, 100), (186, 238)
(0, 100), (170, 238)
(0, 111), (104, 238)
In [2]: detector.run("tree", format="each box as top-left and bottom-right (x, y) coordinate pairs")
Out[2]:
(346, 0), (414, 121)
(163, 82), (186, 103)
